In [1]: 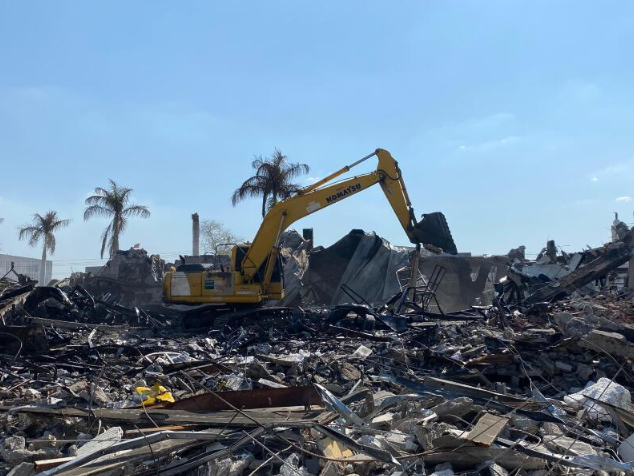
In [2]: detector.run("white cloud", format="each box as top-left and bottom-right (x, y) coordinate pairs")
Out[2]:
(589, 160), (634, 182)
(303, 177), (320, 185)
(615, 196), (632, 202)
(456, 136), (520, 153)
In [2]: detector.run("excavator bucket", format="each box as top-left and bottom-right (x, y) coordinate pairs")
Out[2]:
(412, 212), (457, 255)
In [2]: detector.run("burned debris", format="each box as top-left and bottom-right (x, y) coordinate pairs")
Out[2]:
(70, 248), (165, 308)
(2, 221), (634, 475)
(279, 229), (505, 313)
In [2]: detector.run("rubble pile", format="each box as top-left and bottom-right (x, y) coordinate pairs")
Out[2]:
(280, 230), (506, 312)
(2, 225), (634, 474)
(2, 281), (634, 474)
(70, 248), (165, 307)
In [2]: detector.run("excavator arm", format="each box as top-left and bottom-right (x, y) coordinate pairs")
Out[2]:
(240, 148), (455, 285)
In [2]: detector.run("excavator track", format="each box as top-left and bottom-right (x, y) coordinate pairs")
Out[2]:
(180, 305), (296, 331)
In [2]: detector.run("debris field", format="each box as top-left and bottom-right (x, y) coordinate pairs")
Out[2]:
(2, 221), (634, 475)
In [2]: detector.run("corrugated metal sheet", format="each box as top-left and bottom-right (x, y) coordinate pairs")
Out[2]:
(0, 254), (52, 283)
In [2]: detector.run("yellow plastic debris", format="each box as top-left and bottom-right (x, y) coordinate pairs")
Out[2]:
(136, 381), (175, 407)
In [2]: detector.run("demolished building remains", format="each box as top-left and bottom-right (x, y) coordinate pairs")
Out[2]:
(2, 218), (634, 475)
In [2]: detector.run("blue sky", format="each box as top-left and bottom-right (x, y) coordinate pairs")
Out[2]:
(1, 1), (633, 278)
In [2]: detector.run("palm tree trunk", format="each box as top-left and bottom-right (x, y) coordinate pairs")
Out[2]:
(40, 245), (47, 286)
(111, 216), (120, 257)
(112, 230), (119, 256)
(261, 194), (267, 218)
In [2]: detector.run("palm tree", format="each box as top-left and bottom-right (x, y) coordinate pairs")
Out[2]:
(18, 211), (70, 285)
(84, 179), (150, 258)
(232, 149), (310, 218)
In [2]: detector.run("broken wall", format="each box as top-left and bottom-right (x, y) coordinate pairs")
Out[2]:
(281, 230), (507, 312)
(70, 248), (164, 307)
(419, 255), (507, 312)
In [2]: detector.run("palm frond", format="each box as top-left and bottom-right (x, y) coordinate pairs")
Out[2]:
(84, 204), (113, 221)
(85, 180), (148, 257)
(85, 194), (108, 206)
(123, 204), (151, 219)
(242, 175), (269, 188)
(251, 155), (266, 171)
(46, 233), (57, 254)
(93, 186), (110, 196)
(17, 210), (70, 252)
(119, 188), (132, 205)
(100, 222), (113, 259)
(282, 161), (310, 179)
(18, 225), (41, 247)
(109, 180), (132, 202)
(231, 179), (267, 206)
(232, 149), (309, 213)
(44, 216), (70, 255)
(272, 148), (287, 163)
(50, 215), (71, 230)
(278, 182), (303, 198)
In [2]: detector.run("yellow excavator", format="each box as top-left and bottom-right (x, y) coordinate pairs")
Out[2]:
(163, 148), (456, 308)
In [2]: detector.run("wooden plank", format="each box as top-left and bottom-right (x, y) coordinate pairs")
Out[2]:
(165, 385), (320, 411)
(56, 439), (194, 476)
(423, 447), (545, 471)
(34, 457), (74, 471)
(423, 376), (527, 404)
(124, 425), (190, 437)
(0, 405), (319, 427)
(22, 316), (140, 331)
(466, 412), (509, 446)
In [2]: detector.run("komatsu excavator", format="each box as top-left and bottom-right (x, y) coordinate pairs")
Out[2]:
(163, 149), (456, 310)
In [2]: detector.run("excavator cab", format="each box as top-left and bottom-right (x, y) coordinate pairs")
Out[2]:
(231, 244), (284, 300)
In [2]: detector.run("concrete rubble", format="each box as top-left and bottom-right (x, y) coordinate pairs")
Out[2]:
(70, 248), (165, 307)
(2, 224), (634, 475)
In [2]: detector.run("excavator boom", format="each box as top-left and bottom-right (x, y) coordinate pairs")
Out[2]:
(240, 149), (421, 282)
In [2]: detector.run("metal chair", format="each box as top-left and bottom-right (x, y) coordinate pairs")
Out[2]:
(417, 264), (446, 314)
(390, 263), (447, 315)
